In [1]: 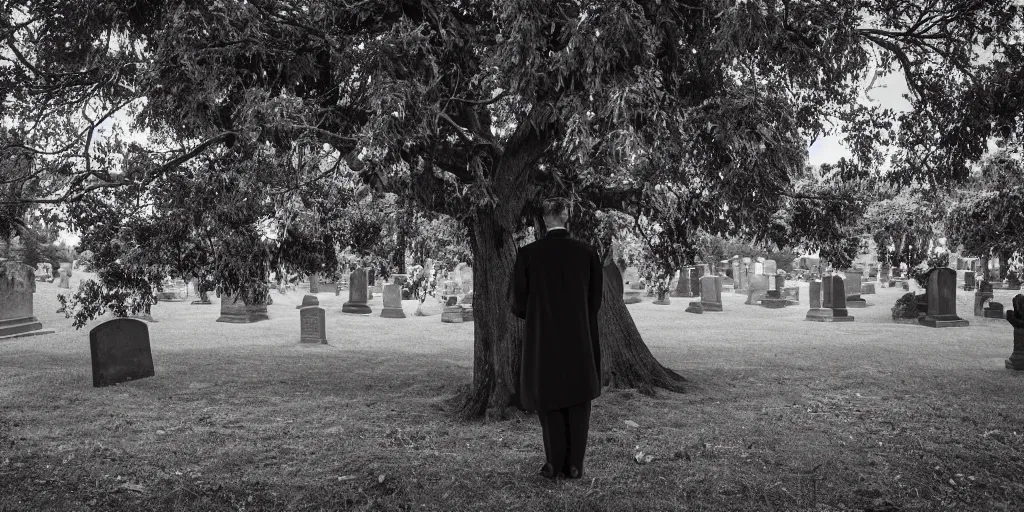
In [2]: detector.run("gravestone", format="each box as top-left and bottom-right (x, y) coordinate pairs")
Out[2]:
(1006, 295), (1024, 370)
(415, 296), (443, 316)
(763, 260), (777, 276)
(296, 294), (319, 309)
(34, 263), (49, 282)
(441, 295), (464, 323)
(381, 283), (406, 318)
(308, 273), (320, 294)
(698, 275), (723, 312)
(964, 271), (976, 291)
(760, 276), (789, 308)
(673, 268), (692, 297)
(57, 262), (72, 289)
(861, 282), (876, 295)
(985, 301), (1005, 319)
(0, 262), (49, 339)
(805, 280), (833, 321)
(782, 286), (800, 304)
(919, 268), (968, 328)
(738, 258), (753, 292)
(821, 275), (855, 322)
(457, 263), (473, 295)
(731, 260), (741, 289)
(844, 273), (867, 308)
(690, 266), (704, 297)
(216, 293), (270, 323)
(89, 318), (155, 387)
(299, 307), (327, 344)
(342, 268), (372, 314)
(743, 275), (769, 305)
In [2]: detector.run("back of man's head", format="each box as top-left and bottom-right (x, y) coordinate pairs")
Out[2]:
(541, 197), (570, 227)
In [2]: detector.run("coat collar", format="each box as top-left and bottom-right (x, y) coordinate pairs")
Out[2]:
(545, 228), (570, 239)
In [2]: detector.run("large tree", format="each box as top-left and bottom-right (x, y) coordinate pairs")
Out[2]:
(2, 0), (1022, 419)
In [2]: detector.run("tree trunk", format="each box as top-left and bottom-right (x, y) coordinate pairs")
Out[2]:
(597, 255), (687, 394)
(999, 250), (1011, 280)
(980, 255), (990, 282)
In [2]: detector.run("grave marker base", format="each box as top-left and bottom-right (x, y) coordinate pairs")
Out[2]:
(701, 301), (723, 312)
(0, 317), (44, 338)
(684, 302), (703, 314)
(191, 300), (212, 305)
(760, 298), (789, 309)
(847, 299), (870, 308)
(1006, 356), (1024, 370)
(919, 315), (969, 328)
(653, 298), (671, 305)
(380, 307), (406, 318)
(341, 303), (372, 315)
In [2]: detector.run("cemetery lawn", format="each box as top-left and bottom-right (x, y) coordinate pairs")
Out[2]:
(3, 278), (1024, 511)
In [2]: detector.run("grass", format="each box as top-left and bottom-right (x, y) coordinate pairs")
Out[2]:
(2, 276), (1024, 511)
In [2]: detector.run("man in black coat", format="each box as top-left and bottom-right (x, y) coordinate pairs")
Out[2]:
(511, 197), (603, 480)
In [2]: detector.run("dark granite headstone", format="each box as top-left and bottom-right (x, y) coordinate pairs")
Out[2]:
(381, 283), (406, 318)
(699, 275), (723, 312)
(805, 280), (833, 321)
(985, 301), (1005, 319)
(342, 268), (372, 314)
(0, 262), (48, 339)
(845, 273), (867, 308)
(296, 294), (320, 309)
(1006, 295), (1024, 370)
(821, 275), (854, 322)
(299, 307), (327, 344)
(964, 271), (976, 291)
(89, 318), (155, 387)
(216, 293), (270, 323)
(919, 268), (968, 327)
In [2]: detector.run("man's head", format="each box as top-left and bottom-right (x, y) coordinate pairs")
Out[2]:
(541, 197), (570, 229)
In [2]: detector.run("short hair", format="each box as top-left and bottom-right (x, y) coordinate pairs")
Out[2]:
(541, 197), (570, 219)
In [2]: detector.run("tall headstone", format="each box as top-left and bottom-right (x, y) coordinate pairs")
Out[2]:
(57, 262), (72, 289)
(690, 266), (704, 297)
(975, 280), (994, 317)
(89, 318), (155, 387)
(381, 283), (406, 318)
(844, 272), (867, 308)
(919, 268), (968, 327)
(1006, 295), (1024, 370)
(299, 307), (327, 344)
(673, 268), (692, 297)
(821, 275), (854, 322)
(342, 268), (372, 314)
(805, 280), (833, 321)
(763, 260), (777, 276)
(699, 275), (723, 312)
(0, 262), (48, 339)
(216, 293), (270, 323)
(964, 271), (976, 291)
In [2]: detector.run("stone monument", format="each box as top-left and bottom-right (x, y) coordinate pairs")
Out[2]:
(844, 272), (867, 308)
(919, 268), (968, 328)
(975, 280), (994, 317)
(805, 280), (833, 321)
(691, 275), (723, 313)
(0, 262), (50, 339)
(673, 267), (692, 298)
(299, 306), (327, 344)
(216, 292), (270, 323)
(296, 294), (319, 309)
(821, 275), (855, 322)
(744, 275), (769, 305)
(763, 260), (777, 276)
(57, 262), (72, 289)
(89, 318), (155, 387)
(1006, 295), (1024, 370)
(441, 295), (465, 323)
(381, 283), (406, 318)
(342, 268), (372, 314)
(964, 271), (976, 291)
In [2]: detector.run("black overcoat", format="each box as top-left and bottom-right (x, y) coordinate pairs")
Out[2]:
(511, 229), (603, 412)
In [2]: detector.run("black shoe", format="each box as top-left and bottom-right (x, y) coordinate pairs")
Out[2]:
(563, 466), (582, 479)
(538, 462), (558, 479)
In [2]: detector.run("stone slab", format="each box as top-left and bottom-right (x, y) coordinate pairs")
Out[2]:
(805, 308), (834, 321)
(700, 301), (723, 312)
(89, 318), (155, 387)
(919, 316), (970, 328)
(760, 298), (789, 309)
(299, 307), (327, 344)
(684, 301), (703, 314)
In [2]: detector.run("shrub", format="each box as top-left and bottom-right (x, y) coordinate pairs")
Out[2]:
(892, 292), (919, 320)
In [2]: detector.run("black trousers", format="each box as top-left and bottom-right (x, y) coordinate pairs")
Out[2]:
(538, 400), (592, 475)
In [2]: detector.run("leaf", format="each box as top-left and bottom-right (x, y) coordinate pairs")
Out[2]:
(624, 420), (639, 428)
(118, 483), (146, 493)
(378, 474), (386, 483)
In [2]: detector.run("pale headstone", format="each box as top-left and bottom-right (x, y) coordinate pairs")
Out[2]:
(216, 293), (270, 323)
(342, 268), (372, 314)
(673, 268), (692, 297)
(920, 268), (968, 327)
(299, 307), (327, 344)
(745, 275), (769, 305)
(89, 318), (155, 387)
(58, 262), (72, 289)
(763, 260), (777, 276)
(381, 283), (406, 318)
(700, 275), (723, 312)
(0, 262), (47, 339)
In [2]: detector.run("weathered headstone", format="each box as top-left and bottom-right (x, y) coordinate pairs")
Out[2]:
(0, 262), (49, 339)
(861, 282), (876, 295)
(441, 295), (464, 323)
(985, 301), (1005, 319)
(89, 318), (155, 387)
(745, 275), (770, 305)
(763, 260), (777, 276)
(821, 275), (854, 322)
(296, 294), (319, 309)
(1006, 295), (1024, 370)
(919, 268), (968, 327)
(57, 262), (72, 289)
(457, 263), (473, 295)
(690, 266), (703, 297)
(342, 268), (372, 314)
(782, 286), (800, 304)
(844, 272), (867, 308)
(964, 271), (976, 291)
(299, 307), (327, 344)
(381, 283), (406, 318)
(216, 293), (270, 323)
(699, 275), (723, 312)
(805, 280), (833, 321)
(673, 268), (692, 297)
